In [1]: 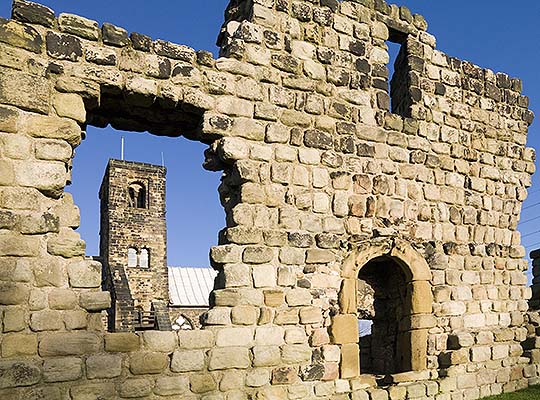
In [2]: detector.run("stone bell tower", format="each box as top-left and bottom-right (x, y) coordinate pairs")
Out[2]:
(99, 159), (170, 331)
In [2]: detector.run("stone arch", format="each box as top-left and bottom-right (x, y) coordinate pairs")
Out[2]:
(332, 238), (433, 379)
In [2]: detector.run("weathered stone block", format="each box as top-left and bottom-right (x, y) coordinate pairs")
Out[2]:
(12, 0), (55, 27)
(46, 31), (83, 61)
(0, 19), (42, 53)
(1, 333), (37, 357)
(105, 332), (140, 352)
(177, 329), (214, 349)
(79, 291), (111, 311)
(171, 349), (205, 372)
(39, 332), (101, 356)
(190, 373), (217, 393)
(253, 345), (281, 367)
(43, 357), (82, 382)
(58, 13), (99, 40)
(330, 314), (358, 344)
(67, 259), (101, 288)
(130, 351), (169, 374)
(0, 281), (29, 304)
(0, 360), (41, 388)
(86, 354), (122, 379)
(281, 344), (312, 364)
(155, 376), (190, 396)
(209, 347), (250, 370)
(119, 378), (152, 398)
(216, 327), (254, 347)
(142, 331), (176, 352)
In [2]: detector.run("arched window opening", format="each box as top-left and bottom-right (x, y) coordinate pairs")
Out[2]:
(127, 247), (138, 268)
(128, 182), (146, 208)
(139, 249), (149, 269)
(171, 314), (194, 331)
(357, 256), (408, 375)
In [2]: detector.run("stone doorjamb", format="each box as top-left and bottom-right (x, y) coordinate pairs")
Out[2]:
(331, 238), (434, 379)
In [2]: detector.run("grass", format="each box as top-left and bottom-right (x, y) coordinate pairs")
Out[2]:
(483, 386), (540, 400)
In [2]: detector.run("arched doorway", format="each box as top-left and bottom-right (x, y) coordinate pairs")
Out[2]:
(358, 256), (408, 374)
(333, 239), (433, 379)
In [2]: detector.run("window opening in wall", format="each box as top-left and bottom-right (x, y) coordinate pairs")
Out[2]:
(128, 182), (147, 208)
(127, 247), (138, 268)
(69, 123), (223, 332)
(357, 256), (409, 375)
(139, 249), (149, 269)
(386, 28), (411, 117)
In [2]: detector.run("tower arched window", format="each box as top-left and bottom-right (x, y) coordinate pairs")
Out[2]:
(127, 248), (137, 268)
(128, 182), (146, 208)
(139, 249), (149, 269)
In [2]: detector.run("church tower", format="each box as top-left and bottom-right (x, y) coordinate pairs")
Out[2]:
(99, 159), (170, 331)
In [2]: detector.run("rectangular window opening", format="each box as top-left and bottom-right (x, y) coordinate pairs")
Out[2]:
(386, 28), (412, 117)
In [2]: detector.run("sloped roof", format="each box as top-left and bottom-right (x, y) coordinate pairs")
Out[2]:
(168, 266), (217, 307)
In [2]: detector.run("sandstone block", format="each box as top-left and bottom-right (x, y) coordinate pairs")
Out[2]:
(171, 349), (205, 372)
(39, 332), (101, 356)
(0, 233), (39, 257)
(86, 354), (122, 379)
(53, 93), (86, 123)
(1, 333), (37, 357)
(48, 288), (77, 310)
(0, 360), (41, 388)
(255, 326), (284, 346)
(330, 314), (359, 344)
(105, 333), (140, 352)
(253, 264), (277, 287)
(155, 376), (190, 396)
(23, 111), (82, 146)
(142, 331), (176, 352)
(253, 345), (281, 367)
(0, 67), (48, 113)
(209, 347), (250, 370)
(43, 357), (82, 382)
(243, 246), (274, 264)
(341, 343), (360, 378)
(286, 288), (312, 306)
(246, 368), (270, 387)
(0, 281), (29, 304)
(282, 344), (312, 364)
(177, 329), (214, 348)
(67, 259), (101, 288)
(130, 351), (169, 374)
(79, 291), (111, 311)
(70, 383), (116, 400)
(58, 13), (99, 40)
(232, 305), (258, 325)
(119, 378), (152, 398)
(30, 309), (63, 331)
(216, 327), (254, 347)
(47, 228), (85, 257)
(190, 373), (217, 393)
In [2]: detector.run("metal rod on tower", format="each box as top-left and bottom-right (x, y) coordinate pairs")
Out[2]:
(161, 152), (165, 167)
(121, 136), (125, 160)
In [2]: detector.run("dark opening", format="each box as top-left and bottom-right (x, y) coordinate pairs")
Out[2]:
(358, 256), (408, 375)
(386, 28), (412, 117)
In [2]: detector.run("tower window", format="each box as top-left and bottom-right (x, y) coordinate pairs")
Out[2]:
(127, 247), (150, 269)
(128, 247), (137, 268)
(128, 182), (147, 208)
(139, 249), (149, 269)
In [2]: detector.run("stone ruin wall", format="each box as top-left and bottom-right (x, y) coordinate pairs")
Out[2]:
(0, 0), (538, 399)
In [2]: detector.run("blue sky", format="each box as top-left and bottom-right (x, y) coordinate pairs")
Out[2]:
(1, 1), (539, 267)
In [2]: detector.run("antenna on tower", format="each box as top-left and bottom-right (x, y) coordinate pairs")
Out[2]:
(161, 151), (165, 167)
(121, 136), (125, 160)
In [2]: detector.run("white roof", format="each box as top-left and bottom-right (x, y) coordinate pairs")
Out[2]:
(168, 267), (217, 307)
